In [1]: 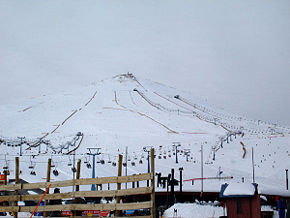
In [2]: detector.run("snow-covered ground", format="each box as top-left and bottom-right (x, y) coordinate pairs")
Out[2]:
(163, 203), (281, 218)
(0, 74), (290, 196)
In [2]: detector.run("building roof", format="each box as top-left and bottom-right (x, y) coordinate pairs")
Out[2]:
(220, 183), (258, 198)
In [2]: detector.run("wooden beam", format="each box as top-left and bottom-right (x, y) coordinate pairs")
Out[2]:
(73, 159), (82, 216)
(0, 187), (153, 202)
(44, 158), (51, 217)
(150, 148), (156, 218)
(115, 154), (123, 217)
(0, 173), (152, 191)
(0, 201), (152, 213)
(14, 157), (19, 218)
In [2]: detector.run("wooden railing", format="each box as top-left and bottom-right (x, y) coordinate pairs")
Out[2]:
(0, 149), (155, 218)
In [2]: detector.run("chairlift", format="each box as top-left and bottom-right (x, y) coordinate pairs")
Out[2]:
(123, 163), (127, 167)
(100, 160), (105, 165)
(139, 159), (143, 164)
(168, 154), (171, 158)
(53, 169), (59, 176)
(108, 155), (112, 163)
(163, 156), (167, 159)
(158, 156), (162, 159)
(28, 163), (35, 169)
(71, 167), (77, 173)
(131, 162), (135, 166)
(86, 163), (91, 169)
(67, 161), (72, 166)
(30, 171), (36, 176)
(112, 162), (116, 167)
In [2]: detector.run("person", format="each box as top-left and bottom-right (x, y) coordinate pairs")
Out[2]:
(286, 201), (290, 218)
(49, 188), (62, 217)
(277, 196), (286, 218)
(0, 201), (8, 216)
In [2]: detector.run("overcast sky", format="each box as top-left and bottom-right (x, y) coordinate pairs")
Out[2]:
(0, 0), (289, 125)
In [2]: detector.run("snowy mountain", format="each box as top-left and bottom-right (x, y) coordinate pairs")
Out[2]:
(0, 74), (289, 195)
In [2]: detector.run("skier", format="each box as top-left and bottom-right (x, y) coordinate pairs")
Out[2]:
(286, 201), (290, 218)
(277, 196), (286, 218)
(49, 188), (62, 217)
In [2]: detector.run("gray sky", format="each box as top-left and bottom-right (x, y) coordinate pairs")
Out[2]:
(0, 0), (289, 125)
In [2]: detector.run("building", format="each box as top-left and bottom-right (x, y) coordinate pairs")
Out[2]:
(220, 183), (261, 218)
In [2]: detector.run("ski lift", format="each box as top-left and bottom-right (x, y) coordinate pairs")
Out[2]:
(108, 155), (112, 163)
(53, 163), (59, 176)
(123, 163), (127, 167)
(158, 156), (162, 159)
(71, 167), (77, 173)
(53, 169), (59, 176)
(86, 163), (91, 169)
(30, 171), (36, 176)
(168, 154), (171, 158)
(29, 156), (35, 169)
(139, 159), (143, 164)
(67, 157), (72, 166)
(131, 162), (135, 166)
(100, 160), (105, 165)
(163, 156), (167, 159)
(112, 162), (116, 167)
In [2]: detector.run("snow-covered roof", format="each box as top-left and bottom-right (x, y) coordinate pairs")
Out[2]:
(220, 183), (257, 198)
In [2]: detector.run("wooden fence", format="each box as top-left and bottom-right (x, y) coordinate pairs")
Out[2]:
(0, 149), (155, 218)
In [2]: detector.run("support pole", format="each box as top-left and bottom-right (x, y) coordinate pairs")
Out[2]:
(171, 168), (175, 205)
(115, 154), (123, 217)
(44, 158), (51, 217)
(14, 157), (19, 218)
(201, 144), (203, 198)
(150, 148), (156, 218)
(91, 154), (96, 191)
(252, 147), (255, 183)
(179, 168), (183, 193)
(286, 169), (289, 190)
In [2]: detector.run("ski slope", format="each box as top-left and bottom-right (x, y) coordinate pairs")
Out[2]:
(0, 74), (289, 196)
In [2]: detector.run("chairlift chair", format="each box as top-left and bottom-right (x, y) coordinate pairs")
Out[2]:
(86, 163), (92, 169)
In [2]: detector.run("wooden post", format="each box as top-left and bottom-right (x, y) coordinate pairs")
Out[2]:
(171, 168), (175, 206)
(73, 159), (81, 216)
(76, 159), (81, 191)
(115, 154), (123, 217)
(43, 158), (51, 217)
(14, 157), (19, 218)
(150, 148), (156, 218)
